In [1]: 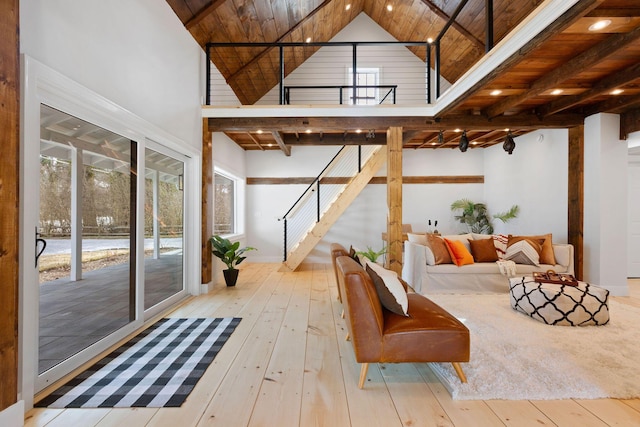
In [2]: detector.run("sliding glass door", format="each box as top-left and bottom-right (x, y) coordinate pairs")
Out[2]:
(38, 105), (135, 377)
(144, 147), (185, 310)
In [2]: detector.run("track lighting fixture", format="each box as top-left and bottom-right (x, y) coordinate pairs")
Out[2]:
(503, 132), (516, 155)
(458, 131), (469, 152)
(438, 130), (444, 145)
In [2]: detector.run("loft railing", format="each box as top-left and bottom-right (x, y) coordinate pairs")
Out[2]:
(205, 0), (494, 106)
(279, 144), (380, 261)
(283, 85), (397, 105)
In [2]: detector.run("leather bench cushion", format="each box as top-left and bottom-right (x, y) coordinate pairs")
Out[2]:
(379, 293), (470, 363)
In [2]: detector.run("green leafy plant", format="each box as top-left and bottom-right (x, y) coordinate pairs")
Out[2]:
(450, 199), (519, 234)
(209, 235), (257, 270)
(356, 246), (387, 263)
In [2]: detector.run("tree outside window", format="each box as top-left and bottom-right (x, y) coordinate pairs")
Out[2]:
(214, 172), (235, 234)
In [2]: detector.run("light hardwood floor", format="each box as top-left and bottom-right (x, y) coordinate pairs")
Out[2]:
(25, 265), (640, 427)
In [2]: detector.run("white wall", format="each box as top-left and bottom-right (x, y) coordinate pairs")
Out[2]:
(20, 0), (203, 149)
(256, 12), (449, 105)
(246, 146), (486, 262)
(484, 129), (569, 241)
(584, 113), (628, 295)
(629, 161), (640, 277)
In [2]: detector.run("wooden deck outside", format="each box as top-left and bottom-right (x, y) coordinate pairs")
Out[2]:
(27, 263), (640, 427)
(39, 254), (183, 373)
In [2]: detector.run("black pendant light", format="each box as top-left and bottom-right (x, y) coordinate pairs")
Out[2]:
(503, 132), (516, 155)
(458, 131), (469, 152)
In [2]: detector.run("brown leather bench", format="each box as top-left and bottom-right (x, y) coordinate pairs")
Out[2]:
(330, 242), (350, 303)
(335, 255), (470, 388)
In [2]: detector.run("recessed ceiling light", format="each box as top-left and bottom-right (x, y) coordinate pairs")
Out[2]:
(551, 89), (563, 95)
(345, 4), (351, 10)
(256, 129), (263, 134)
(427, 37), (434, 44)
(611, 88), (624, 95)
(431, 142), (438, 145)
(589, 19), (611, 32)
(305, 129), (311, 134)
(386, 4), (393, 12)
(356, 129), (362, 133)
(454, 128), (462, 132)
(305, 37), (311, 43)
(504, 128), (510, 132)
(490, 89), (502, 96)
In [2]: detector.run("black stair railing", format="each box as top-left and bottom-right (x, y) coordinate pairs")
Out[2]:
(279, 144), (381, 261)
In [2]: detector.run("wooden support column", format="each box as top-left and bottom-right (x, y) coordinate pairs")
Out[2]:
(0, 0), (19, 411)
(568, 125), (584, 280)
(386, 127), (403, 275)
(202, 118), (213, 285)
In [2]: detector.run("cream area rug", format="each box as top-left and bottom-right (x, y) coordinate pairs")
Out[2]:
(427, 293), (640, 400)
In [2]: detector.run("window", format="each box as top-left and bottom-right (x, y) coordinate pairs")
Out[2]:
(214, 171), (236, 234)
(348, 68), (380, 105)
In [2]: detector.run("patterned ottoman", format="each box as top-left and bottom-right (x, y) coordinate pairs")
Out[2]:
(509, 276), (609, 326)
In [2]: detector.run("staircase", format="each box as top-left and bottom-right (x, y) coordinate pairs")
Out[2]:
(279, 146), (386, 272)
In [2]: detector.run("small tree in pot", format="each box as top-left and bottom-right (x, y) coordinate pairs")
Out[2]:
(210, 235), (257, 286)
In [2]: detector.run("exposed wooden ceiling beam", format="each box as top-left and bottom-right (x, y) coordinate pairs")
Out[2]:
(419, 0), (484, 50)
(536, 62), (640, 117)
(484, 23), (640, 119)
(271, 131), (291, 156)
(225, 0), (333, 85)
(284, 132), (387, 145)
(184, 0), (226, 30)
(584, 94), (640, 116)
(586, 8), (640, 17)
(208, 113), (584, 132)
(621, 108), (640, 139)
(246, 132), (265, 151)
(435, 0), (604, 118)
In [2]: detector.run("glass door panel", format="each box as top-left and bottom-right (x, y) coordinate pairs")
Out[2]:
(38, 104), (135, 374)
(144, 148), (184, 310)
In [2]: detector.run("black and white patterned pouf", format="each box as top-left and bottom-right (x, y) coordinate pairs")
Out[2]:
(509, 276), (609, 326)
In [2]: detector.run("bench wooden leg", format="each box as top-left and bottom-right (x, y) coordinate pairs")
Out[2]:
(341, 309), (345, 319)
(452, 362), (467, 383)
(358, 363), (369, 389)
(345, 332), (350, 341)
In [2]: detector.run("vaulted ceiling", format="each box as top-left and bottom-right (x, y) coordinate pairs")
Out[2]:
(166, 0), (640, 152)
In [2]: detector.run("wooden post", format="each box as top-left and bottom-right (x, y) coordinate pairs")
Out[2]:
(568, 125), (584, 280)
(202, 118), (213, 285)
(386, 127), (403, 275)
(0, 0), (19, 411)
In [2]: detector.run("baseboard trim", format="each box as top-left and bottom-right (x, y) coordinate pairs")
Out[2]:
(0, 400), (24, 427)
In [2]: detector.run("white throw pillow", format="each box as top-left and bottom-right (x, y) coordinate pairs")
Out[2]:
(364, 259), (409, 316)
(504, 240), (540, 265)
(407, 232), (427, 245)
(492, 234), (509, 260)
(424, 246), (436, 266)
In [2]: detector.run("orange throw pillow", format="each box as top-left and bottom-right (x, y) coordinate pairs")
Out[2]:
(443, 238), (474, 266)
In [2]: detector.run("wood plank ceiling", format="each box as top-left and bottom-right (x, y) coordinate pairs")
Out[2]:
(166, 0), (640, 152)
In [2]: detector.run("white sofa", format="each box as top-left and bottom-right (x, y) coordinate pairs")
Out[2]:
(402, 237), (575, 294)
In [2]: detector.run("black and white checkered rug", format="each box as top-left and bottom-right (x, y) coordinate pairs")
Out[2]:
(37, 317), (241, 408)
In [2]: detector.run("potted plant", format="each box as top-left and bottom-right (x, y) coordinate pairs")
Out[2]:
(450, 199), (519, 234)
(210, 235), (257, 286)
(356, 246), (387, 264)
